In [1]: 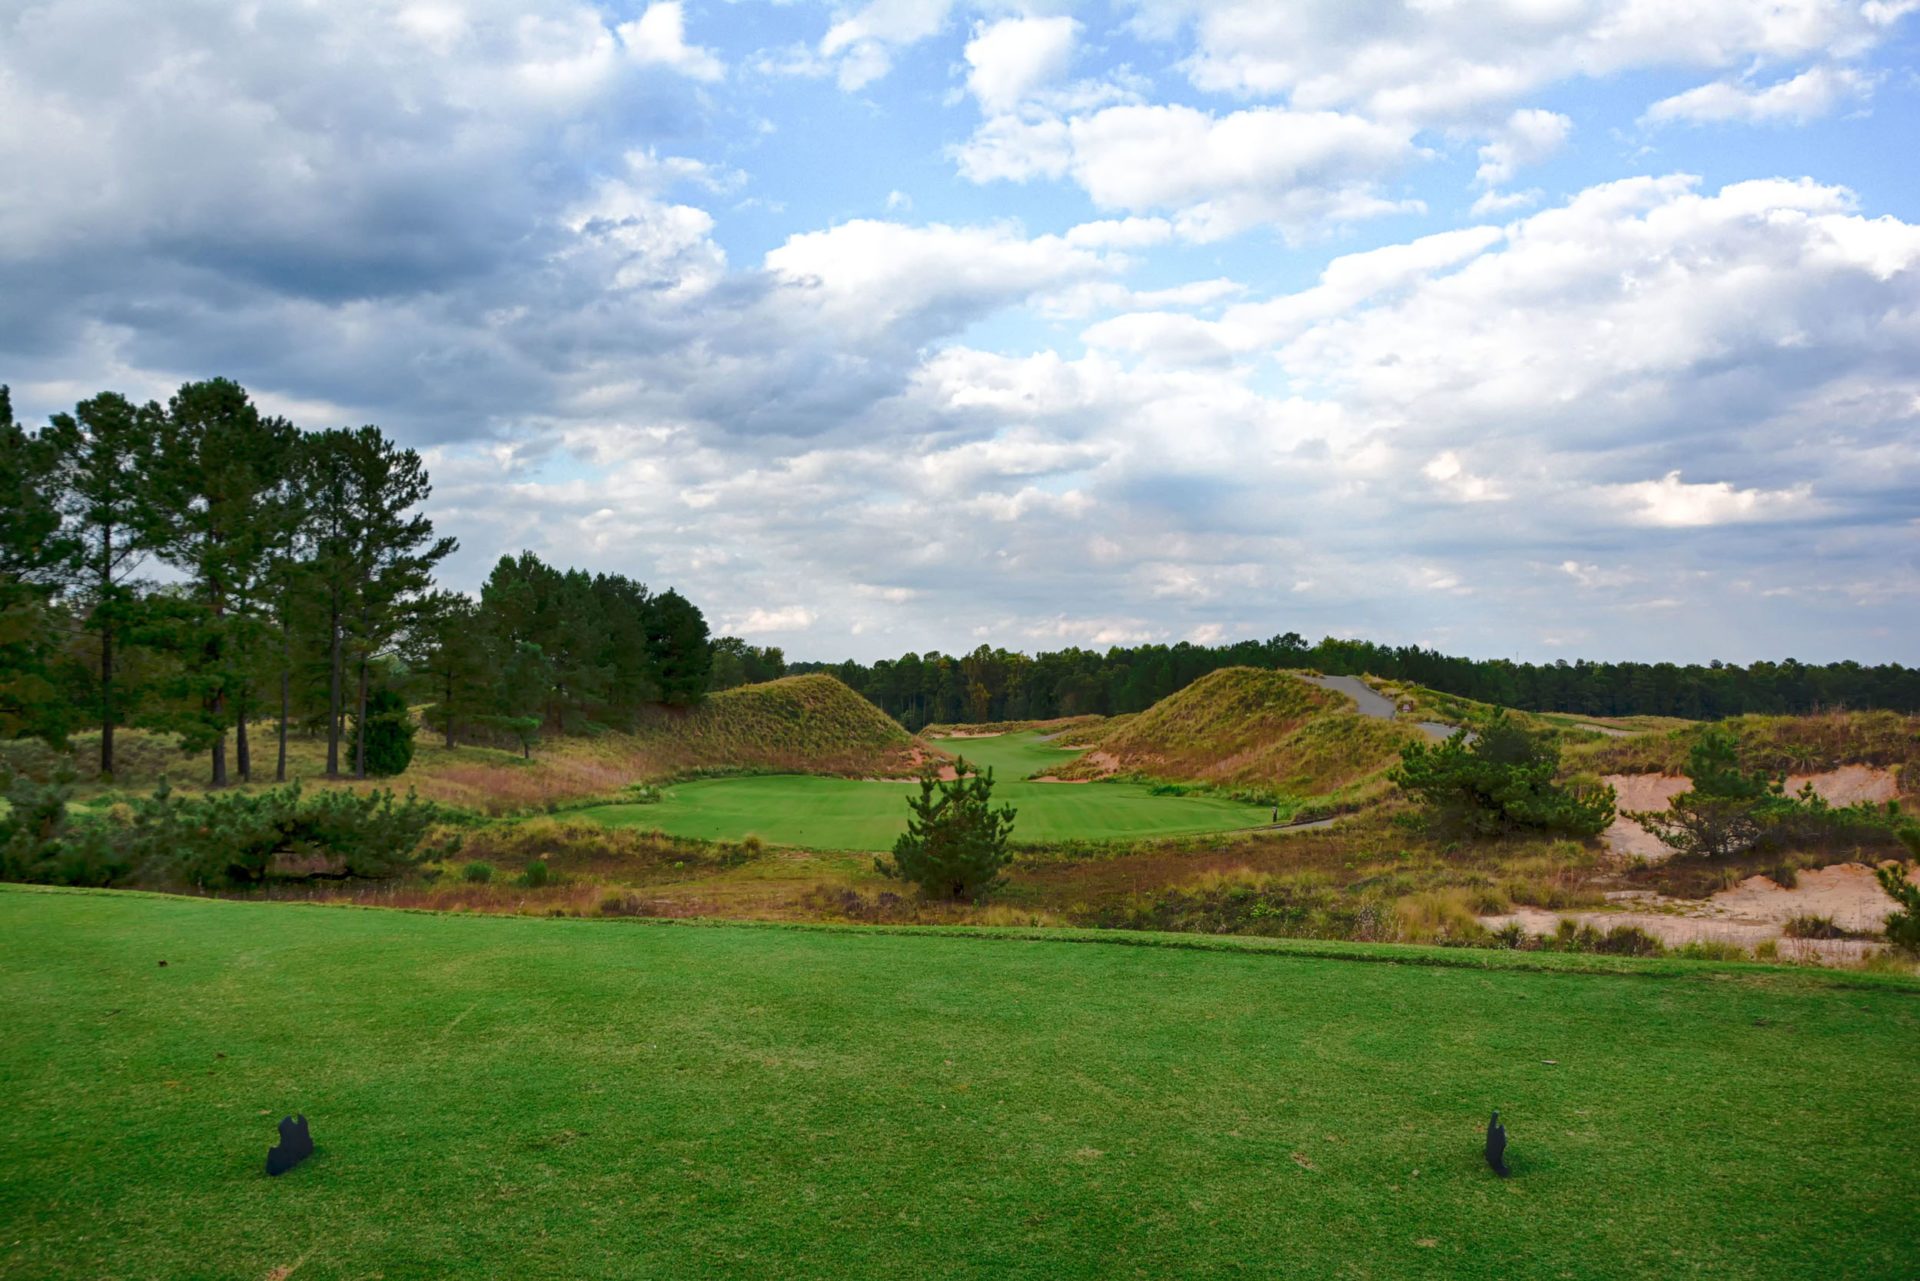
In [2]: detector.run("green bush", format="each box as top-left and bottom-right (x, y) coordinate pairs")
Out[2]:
(0, 766), (127, 886)
(1628, 729), (1911, 861)
(121, 780), (440, 888)
(519, 859), (550, 888)
(1388, 712), (1615, 839)
(1878, 836), (1920, 953)
(463, 860), (495, 884)
(350, 688), (417, 777)
(874, 757), (1016, 901)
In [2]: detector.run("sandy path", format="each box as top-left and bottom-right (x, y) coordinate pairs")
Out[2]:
(1298, 674), (1455, 742)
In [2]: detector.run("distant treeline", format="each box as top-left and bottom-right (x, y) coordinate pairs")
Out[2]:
(794, 635), (1920, 730)
(1, 379), (712, 785)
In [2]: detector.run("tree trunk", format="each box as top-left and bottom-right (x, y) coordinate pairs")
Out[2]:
(235, 696), (251, 782)
(210, 690), (228, 788)
(277, 663), (289, 783)
(99, 619), (115, 780)
(353, 658), (369, 780)
(444, 672), (455, 749)
(325, 594), (342, 777)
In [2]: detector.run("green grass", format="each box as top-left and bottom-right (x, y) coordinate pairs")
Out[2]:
(579, 773), (1275, 850)
(3, 887), (1916, 1279)
(930, 730), (1092, 781)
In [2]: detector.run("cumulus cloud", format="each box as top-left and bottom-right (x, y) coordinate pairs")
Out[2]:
(1604, 472), (1816, 526)
(1475, 109), (1572, 186)
(960, 102), (1421, 241)
(818, 0), (956, 89)
(617, 2), (725, 81)
(964, 16), (1080, 112)
(7, 1), (1919, 663)
(1127, 0), (1911, 125)
(1643, 64), (1874, 125)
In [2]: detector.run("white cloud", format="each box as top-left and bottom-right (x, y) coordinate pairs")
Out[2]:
(1643, 64), (1873, 126)
(1063, 217), (1175, 249)
(617, 2), (725, 81)
(732, 605), (818, 632)
(1560, 561), (1639, 589)
(964, 16), (1079, 113)
(1475, 109), (1571, 186)
(965, 102), (1421, 242)
(1422, 450), (1506, 502)
(763, 220), (1111, 341)
(819, 0), (956, 90)
(1128, 0), (1913, 126)
(1604, 471), (1815, 526)
(1471, 188), (1542, 217)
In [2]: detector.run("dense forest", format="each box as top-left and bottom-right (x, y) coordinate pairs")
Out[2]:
(0, 380), (712, 784)
(795, 635), (1920, 730)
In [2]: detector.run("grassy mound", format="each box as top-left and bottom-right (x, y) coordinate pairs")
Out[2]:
(1045, 667), (1422, 798)
(4, 887), (1914, 1279)
(1572, 709), (1920, 783)
(636, 674), (920, 778)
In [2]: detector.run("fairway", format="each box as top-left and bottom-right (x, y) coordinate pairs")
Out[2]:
(3, 889), (1916, 1280)
(580, 732), (1276, 848)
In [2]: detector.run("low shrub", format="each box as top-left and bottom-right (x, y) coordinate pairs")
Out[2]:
(463, 861), (495, 884)
(599, 888), (644, 916)
(519, 859), (551, 889)
(1677, 939), (1751, 962)
(1784, 914), (1843, 940)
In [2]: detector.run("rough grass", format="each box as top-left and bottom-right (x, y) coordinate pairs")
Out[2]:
(922, 715), (1106, 738)
(1046, 667), (1422, 799)
(3, 675), (927, 817)
(1571, 709), (1920, 783)
(5, 887), (1917, 1280)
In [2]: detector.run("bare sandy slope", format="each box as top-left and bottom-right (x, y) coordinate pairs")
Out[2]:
(1600, 766), (1901, 860)
(1483, 862), (1918, 963)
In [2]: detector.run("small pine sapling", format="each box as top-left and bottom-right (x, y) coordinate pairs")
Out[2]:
(875, 757), (1017, 901)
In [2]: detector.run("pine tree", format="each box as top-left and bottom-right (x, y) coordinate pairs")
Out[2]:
(875, 758), (1017, 900)
(0, 386), (80, 746)
(48, 392), (159, 777)
(138, 379), (300, 786)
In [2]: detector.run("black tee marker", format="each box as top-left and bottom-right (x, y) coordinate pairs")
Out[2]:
(1486, 1110), (1510, 1177)
(266, 1115), (314, 1176)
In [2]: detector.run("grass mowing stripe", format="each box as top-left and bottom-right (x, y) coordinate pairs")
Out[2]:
(2, 888), (1916, 1279)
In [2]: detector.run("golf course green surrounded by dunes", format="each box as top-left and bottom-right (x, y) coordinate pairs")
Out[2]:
(577, 731), (1278, 849)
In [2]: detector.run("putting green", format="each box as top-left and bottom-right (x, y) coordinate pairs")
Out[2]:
(579, 732), (1273, 848)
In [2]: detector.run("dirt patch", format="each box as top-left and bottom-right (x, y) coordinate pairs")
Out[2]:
(1785, 764), (1898, 806)
(1601, 775), (1690, 859)
(1577, 724), (1631, 738)
(928, 730), (1004, 740)
(1711, 862), (1912, 932)
(1600, 767), (1903, 860)
(1482, 860), (1916, 964)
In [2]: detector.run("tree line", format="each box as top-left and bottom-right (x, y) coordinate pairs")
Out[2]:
(1, 379), (712, 785)
(794, 634), (1920, 729)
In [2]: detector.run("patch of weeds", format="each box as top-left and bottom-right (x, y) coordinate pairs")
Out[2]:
(1784, 914), (1844, 940)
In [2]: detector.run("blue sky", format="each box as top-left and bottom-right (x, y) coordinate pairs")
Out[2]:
(4, 0), (1918, 664)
